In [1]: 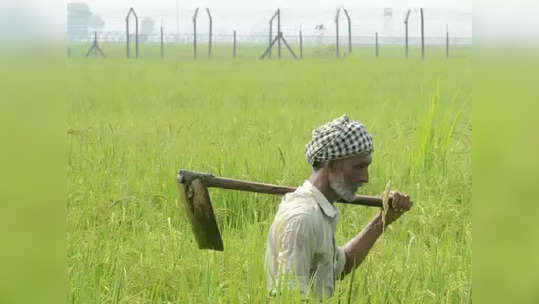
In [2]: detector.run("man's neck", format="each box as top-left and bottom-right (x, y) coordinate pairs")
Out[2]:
(309, 170), (339, 203)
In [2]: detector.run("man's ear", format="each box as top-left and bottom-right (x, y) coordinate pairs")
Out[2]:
(321, 161), (332, 182)
(326, 160), (339, 175)
(319, 161), (330, 175)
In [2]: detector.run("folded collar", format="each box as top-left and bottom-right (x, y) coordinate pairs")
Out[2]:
(301, 180), (338, 218)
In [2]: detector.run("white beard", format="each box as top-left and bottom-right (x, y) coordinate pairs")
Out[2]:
(330, 174), (362, 202)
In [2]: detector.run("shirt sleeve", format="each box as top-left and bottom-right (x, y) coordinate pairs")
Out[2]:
(334, 246), (347, 279)
(274, 214), (315, 294)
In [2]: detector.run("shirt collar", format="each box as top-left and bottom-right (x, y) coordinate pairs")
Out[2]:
(301, 180), (338, 218)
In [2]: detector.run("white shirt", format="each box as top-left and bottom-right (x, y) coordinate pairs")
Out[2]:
(265, 180), (347, 300)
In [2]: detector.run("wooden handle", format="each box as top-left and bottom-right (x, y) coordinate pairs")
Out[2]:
(178, 169), (383, 208)
(205, 176), (296, 195)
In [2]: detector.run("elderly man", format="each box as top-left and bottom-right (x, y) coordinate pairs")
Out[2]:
(265, 115), (412, 300)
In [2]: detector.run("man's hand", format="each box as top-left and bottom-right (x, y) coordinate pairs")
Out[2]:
(342, 191), (413, 275)
(381, 191), (413, 226)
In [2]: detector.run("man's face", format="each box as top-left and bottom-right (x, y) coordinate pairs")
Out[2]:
(328, 152), (372, 201)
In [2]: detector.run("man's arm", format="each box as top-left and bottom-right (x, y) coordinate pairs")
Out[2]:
(341, 191), (412, 276)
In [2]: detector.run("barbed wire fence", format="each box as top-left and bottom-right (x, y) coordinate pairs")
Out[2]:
(67, 6), (472, 60)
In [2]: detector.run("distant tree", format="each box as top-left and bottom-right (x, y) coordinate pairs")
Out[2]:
(67, 2), (105, 41)
(89, 14), (105, 30)
(140, 17), (155, 42)
(67, 2), (91, 39)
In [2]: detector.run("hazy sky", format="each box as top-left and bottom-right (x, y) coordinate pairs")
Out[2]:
(75, 0), (472, 38)
(85, 0), (472, 14)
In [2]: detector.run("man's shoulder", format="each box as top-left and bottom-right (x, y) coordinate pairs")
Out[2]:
(285, 189), (318, 204)
(270, 189), (326, 245)
(277, 191), (321, 217)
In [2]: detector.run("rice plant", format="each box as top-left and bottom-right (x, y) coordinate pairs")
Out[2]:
(67, 45), (471, 303)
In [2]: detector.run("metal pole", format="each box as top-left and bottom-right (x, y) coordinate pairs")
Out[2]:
(126, 16), (130, 58)
(193, 8), (199, 60)
(135, 22), (139, 58)
(280, 33), (298, 59)
(268, 18), (273, 58)
(420, 8), (424, 60)
(375, 32), (379, 58)
(269, 20), (272, 58)
(94, 31), (98, 56)
(85, 42), (95, 58)
(335, 8), (340, 58)
(161, 25), (164, 59)
(268, 10), (278, 59)
(259, 34), (280, 59)
(343, 9), (352, 54)
(347, 14), (351, 54)
(404, 9), (410, 59)
(277, 9), (281, 59)
(233, 30), (237, 59)
(405, 22), (408, 58)
(135, 13), (139, 59)
(299, 29), (303, 59)
(446, 26), (449, 59)
(206, 8), (212, 59)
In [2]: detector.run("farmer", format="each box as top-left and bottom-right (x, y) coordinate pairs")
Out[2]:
(265, 114), (412, 300)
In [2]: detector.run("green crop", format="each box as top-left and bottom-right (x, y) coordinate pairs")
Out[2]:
(67, 44), (471, 303)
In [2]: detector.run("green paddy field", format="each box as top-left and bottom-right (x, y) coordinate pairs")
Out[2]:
(67, 43), (471, 303)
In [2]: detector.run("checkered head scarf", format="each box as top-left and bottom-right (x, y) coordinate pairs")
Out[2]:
(305, 114), (374, 166)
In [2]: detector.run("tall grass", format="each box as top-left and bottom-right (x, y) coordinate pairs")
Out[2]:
(68, 46), (471, 303)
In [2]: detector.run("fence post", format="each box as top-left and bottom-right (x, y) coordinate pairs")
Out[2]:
(193, 8), (199, 60)
(343, 9), (352, 54)
(446, 27), (449, 59)
(267, 9), (279, 60)
(206, 8), (212, 59)
(233, 30), (237, 59)
(299, 29), (303, 59)
(193, 18), (197, 60)
(86, 31), (106, 58)
(160, 25), (164, 59)
(420, 8), (425, 60)
(335, 8), (340, 58)
(277, 9), (281, 59)
(135, 18), (139, 58)
(126, 14), (130, 58)
(269, 19), (272, 58)
(375, 32), (379, 58)
(94, 31), (98, 56)
(125, 8), (139, 59)
(404, 9), (411, 59)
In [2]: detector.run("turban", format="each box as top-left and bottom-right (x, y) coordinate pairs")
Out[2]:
(305, 114), (374, 166)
